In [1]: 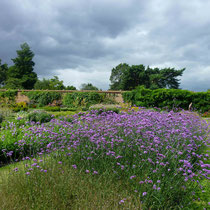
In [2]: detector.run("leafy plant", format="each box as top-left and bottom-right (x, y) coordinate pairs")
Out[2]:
(0, 90), (18, 105)
(0, 113), (3, 123)
(63, 92), (105, 108)
(24, 91), (62, 107)
(89, 104), (120, 114)
(27, 110), (53, 123)
(11, 102), (28, 112)
(43, 106), (61, 112)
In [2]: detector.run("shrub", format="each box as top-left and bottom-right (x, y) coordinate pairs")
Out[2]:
(11, 102), (28, 112)
(16, 111), (29, 120)
(122, 91), (134, 103)
(27, 110), (53, 123)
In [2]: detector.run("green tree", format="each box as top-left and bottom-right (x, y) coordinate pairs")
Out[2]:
(65, 85), (76, 90)
(5, 43), (38, 89)
(121, 65), (148, 90)
(110, 63), (185, 90)
(34, 76), (66, 90)
(110, 63), (130, 90)
(0, 59), (8, 87)
(80, 83), (99, 90)
(159, 68), (185, 89)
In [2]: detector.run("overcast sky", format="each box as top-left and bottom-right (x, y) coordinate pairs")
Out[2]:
(0, 0), (210, 91)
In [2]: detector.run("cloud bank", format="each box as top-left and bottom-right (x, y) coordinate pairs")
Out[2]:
(0, 0), (209, 90)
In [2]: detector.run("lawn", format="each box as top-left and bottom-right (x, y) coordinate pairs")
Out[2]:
(0, 108), (209, 209)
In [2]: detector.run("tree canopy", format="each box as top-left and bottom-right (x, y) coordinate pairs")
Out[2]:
(0, 59), (8, 87)
(109, 63), (185, 90)
(80, 83), (99, 90)
(5, 43), (38, 89)
(34, 76), (76, 90)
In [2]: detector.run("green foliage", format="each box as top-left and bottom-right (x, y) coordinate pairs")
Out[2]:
(25, 91), (62, 107)
(110, 63), (185, 90)
(43, 106), (61, 112)
(0, 59), (8, 86)
(0, 90), (18, 105)
(0, 119), (27, 163)
(122, 91), (134, 103)
(101, 96), (117, 105)
(60, 107), (77, 111)
(0, 107), (14, 122)
(34, 76), (65, 90)
(27, 110), (53, 123)
(49, 111), (77, 118)
(80, 83), (99, 90)
(0, 113), (3, 123)
(89, 104), (120, 114)
(65, 85), (76, 90)
(5, 43), (38, 89)
(11, 102), (28, 112)
(123, 86), (210, 113)
(63, 92), (104, 108)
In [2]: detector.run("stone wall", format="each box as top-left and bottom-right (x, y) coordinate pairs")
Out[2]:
(12, 90), (124, 104)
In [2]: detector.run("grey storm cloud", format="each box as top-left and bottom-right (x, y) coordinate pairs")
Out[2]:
(0, 0), (209, 90)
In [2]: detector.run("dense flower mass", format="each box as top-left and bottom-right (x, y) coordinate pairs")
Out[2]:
(1, 108), (209, 208)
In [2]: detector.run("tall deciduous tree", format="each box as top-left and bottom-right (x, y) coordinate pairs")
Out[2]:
(109, 63), (185, 90)
(6, 43), (38, 89)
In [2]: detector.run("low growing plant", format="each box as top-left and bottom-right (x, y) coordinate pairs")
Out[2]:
(43, 106), (61, 112)
(27, 110), (53, 123)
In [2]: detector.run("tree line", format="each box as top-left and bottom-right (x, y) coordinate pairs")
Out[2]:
(0, 43), (185, 91)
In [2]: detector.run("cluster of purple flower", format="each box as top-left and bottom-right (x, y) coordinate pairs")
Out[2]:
(1, 109), (209, 207)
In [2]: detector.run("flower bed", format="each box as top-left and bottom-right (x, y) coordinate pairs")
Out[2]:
(0, 109), (209, 208)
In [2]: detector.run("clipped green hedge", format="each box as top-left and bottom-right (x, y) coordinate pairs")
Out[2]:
(24, 91), (62, 107)
(122, 86), (210, 113)
(63, 92), (105, 108)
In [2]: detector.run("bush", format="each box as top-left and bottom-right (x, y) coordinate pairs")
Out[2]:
(43, 106), (61, 112)
(27, 110), (53, 123)
(123, 86), (210, 113)
(11, 102), (28, 112)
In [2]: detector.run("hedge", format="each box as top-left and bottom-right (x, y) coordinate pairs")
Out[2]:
(122, 86), (210, 113)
